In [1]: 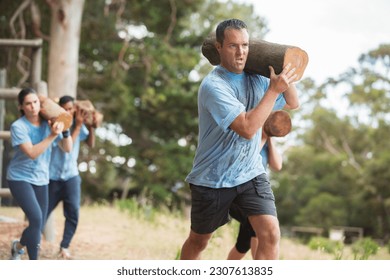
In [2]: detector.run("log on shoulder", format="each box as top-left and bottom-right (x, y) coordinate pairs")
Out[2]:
(263, 110), (292, 137)
(38, 95), (73, 131)
(76, 100), (104, 128)
(202, 35), (309, 81)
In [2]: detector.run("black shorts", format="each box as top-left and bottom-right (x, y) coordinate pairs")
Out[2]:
(189, 173), (277, 234)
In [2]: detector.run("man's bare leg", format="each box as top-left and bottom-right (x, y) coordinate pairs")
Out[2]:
(227, 246), (246, 260)
(248, 214), (280, 260)
(180, 230), (212, 260)
(250, 237), (258, 259)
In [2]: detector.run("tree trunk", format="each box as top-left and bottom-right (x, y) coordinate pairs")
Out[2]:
(202, 35), (309, 81)
(47, 0), (85, 100)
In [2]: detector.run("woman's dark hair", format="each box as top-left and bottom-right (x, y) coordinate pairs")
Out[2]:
(216, 18), (247, 45)
(59, 95), (74, 106)
(17, 87), (37, 116)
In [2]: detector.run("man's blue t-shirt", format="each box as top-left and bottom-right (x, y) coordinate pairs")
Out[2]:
(260, 142), (269, 169)
(49, 123), (89, 181)
(6, 116), (52, 185)
(185, 66), (286, 188)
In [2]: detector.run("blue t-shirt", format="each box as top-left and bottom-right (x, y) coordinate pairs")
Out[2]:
(49, 123), (89, 181)
(260, 142), (269, 169)
(185, 66), (286, 188)
(6, 116), (52, 185)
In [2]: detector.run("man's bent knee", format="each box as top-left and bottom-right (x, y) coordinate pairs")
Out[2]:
(249, 215), (280, 242)
(188, 230), (212, 251)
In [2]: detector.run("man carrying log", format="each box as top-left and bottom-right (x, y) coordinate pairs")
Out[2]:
(180, 18), (300, 260)
(46, 95), (96, 259)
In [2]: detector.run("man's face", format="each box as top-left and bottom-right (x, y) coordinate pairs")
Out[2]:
(61, 101), (76, 115)
(216, 28), (249, 74)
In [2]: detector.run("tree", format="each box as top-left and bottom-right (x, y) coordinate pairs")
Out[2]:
(46, 0), (85, 99)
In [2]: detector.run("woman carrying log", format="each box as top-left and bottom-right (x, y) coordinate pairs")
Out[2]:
(7, 87), (72, 260)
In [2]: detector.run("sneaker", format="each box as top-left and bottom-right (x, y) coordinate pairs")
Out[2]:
(59, 247), (72, 259)
(10, 240), (25, 260)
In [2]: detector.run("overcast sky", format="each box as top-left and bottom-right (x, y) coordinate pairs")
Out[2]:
(238, 0), (390, 84)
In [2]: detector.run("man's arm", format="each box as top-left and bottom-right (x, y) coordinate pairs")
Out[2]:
(230, 63), (297, 139)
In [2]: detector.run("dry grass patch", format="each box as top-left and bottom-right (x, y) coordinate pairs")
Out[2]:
(1, 205), (389, 260)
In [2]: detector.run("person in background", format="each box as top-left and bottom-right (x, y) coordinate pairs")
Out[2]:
(180, 18), (299, 260)
(7, 87), (72, 260)
(227, 126), (285, 260)
(46, 95), (95, 259)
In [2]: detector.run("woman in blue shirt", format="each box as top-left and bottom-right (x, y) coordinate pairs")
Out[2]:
(7, 87), (72, 260)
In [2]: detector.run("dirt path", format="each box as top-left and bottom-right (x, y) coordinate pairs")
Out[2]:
(1, 205), (134, 260)
(1, 204), (200, 260)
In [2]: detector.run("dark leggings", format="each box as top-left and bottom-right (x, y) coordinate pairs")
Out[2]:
(8, 180), (48, 260)
(235, 222), (256, 253)
(47, 176), (81, 249)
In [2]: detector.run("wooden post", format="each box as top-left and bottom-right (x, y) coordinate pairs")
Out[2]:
(0, 88), (19, 99)
(0, 131), (10, 140)
(202, 35), (309, 82)
(31, 43), (43, 89)
(0, 69), (5, 206)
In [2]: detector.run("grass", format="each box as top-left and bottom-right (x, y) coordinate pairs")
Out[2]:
(1, 203), (390, 260)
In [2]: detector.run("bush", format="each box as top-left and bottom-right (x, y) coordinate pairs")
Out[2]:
(351, 238), (379, 260)
(308, 237), (344, 259)
(115, 197), (156, 221)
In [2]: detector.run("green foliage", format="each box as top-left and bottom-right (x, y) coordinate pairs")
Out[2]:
(351, 238), (380, 260)
(308, 237), (344, 259)
(295, 193), (348, 229)
(115, 197), (156, 221)
(274, 43), (390, 242)
(174, 248), (181, 260)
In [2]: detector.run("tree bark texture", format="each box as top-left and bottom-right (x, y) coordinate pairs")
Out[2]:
(39, 95), (73, 131)
(48, 0), (85, 100)
(202, 35), (309, 81)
